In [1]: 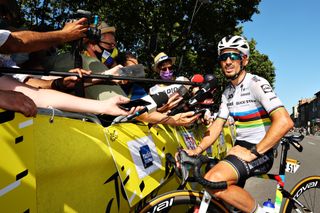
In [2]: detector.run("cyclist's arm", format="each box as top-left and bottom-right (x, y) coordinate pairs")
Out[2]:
(249, 77), (293, 157)
(256, 107), (293, 155)
(192, 117), (226, 155)
(187, 94), (229, 155)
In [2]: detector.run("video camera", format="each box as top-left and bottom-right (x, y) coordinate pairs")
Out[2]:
(70, 9), (101, 43)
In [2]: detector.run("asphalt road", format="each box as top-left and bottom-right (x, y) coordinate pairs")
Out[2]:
(245, 135), (320, 209)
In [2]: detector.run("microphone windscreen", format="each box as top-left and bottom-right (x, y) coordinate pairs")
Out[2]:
(177, 86), (190, 98)
(204, 74), (216, 82)
(151, 92), (169, 108)
(191, 74), (204, 83)
(176, 76), (191, 90)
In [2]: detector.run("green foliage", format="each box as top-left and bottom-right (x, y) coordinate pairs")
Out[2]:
(16, 0), (275, 93)
(246, 39), (276, 87)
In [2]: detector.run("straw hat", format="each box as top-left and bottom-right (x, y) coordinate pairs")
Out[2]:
(98, 21), (116, 34)
(153, 52), (176, 71)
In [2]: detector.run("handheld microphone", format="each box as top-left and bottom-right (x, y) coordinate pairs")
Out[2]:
(167, 74), (205, 116)
(125, 92), (169, 121)
(188, 77), (218, 107)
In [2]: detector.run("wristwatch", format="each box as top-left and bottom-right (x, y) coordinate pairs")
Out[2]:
(250, 145), (262, 158)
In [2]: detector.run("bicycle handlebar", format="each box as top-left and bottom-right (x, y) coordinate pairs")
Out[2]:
(166, 149), (227, 190)
(282, 134), (304, 152)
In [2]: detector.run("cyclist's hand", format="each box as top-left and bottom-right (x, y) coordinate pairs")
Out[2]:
(227, 145), (257, 162)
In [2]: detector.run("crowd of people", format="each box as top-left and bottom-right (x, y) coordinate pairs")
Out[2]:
(0, 1), (295, 213)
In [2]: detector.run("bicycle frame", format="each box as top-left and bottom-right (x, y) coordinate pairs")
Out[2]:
(141, 135), (313, 213)
(254, 137), (311, 213)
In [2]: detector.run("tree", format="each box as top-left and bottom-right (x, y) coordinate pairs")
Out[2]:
(16, 0), (275, 91)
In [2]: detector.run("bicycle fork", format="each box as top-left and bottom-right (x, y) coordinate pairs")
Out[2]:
(198, 190), (212, 213)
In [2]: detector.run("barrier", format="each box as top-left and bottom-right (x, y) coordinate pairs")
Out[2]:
(0, 109), (235, 212)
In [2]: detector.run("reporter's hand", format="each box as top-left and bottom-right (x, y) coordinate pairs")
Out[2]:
(157, 93), (183, 113)
(101, 95), (144, 116)
(62, 18), (88, 41)
(172, 111), (200, 126)
(62, 68), (92, 89)
(101, 65), (127, 84)
(0, 90), (37, 117)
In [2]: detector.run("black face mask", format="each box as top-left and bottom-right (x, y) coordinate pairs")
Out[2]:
(94, 44), (115, 68)
(94, 44), (112, 60)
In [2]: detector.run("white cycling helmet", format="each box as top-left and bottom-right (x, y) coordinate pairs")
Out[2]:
(217, 35), (250, 57)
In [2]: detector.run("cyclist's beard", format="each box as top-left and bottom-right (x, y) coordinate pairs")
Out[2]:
(224, 63), (244, 81)
(225, 69), (243, 80)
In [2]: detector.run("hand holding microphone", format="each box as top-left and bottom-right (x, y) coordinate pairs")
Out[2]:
(188, 76), (218, 107)
(122, 92), (169, 121)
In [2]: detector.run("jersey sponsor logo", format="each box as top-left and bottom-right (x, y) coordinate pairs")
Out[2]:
(261, 84), (273, 93)
(228, 93), (234, 99)
(240, 92), (250, 97)
(235, 99), (256, 105)
(252, 76), (260, 82)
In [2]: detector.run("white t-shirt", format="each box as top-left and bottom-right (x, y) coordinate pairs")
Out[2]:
(0, 30), (33, 82)
(0, 30), (10, 46)
(0, 30), (16, 67)
(149, 76), (189, 96)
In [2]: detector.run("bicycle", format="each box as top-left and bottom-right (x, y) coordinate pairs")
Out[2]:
(138, 134), (320, 212)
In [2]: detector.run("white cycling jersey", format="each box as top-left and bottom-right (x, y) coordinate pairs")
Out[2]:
(217, 73), (284, 144)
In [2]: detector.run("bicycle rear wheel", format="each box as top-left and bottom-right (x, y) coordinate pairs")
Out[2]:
(139, 190), (228, 213)
(283, 176), (320, 212)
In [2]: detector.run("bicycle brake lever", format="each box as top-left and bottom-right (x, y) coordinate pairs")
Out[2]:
(180, 163), (190, 186)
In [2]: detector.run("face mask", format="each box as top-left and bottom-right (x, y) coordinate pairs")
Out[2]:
(160, 70), (174, 80)
(94, 46), (118, 68)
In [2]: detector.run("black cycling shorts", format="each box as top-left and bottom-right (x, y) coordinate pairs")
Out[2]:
(222, 140), (274, 187)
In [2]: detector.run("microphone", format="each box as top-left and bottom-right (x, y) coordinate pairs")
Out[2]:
(167, 74), (205, 116)
(125, 92), (169, 121)
(191, 74), (204, 83)
(188, 77), (218, 107)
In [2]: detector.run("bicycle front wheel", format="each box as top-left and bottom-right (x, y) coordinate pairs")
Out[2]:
(283, 176), (320, 212)
(139, 190), (228, 213)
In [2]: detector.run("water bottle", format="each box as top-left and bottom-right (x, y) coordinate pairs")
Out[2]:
(262, 198), (275, 213)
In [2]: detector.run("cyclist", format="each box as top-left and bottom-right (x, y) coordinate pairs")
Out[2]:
(181, 35), (293, 212)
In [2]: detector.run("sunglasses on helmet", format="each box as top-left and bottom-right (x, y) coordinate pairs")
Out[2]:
(218, 52), (242, 62)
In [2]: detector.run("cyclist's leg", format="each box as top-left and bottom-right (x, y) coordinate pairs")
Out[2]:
(204, 160), (257, 213)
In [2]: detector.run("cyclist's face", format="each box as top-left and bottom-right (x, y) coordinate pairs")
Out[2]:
(219, 49), (248, 80)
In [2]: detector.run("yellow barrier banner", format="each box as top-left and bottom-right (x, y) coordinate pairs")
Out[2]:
(0, 108), (235, 212)
(105, 123), (182, 207)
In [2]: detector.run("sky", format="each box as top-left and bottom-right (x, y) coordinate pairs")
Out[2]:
(239, 0), (320, 114)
